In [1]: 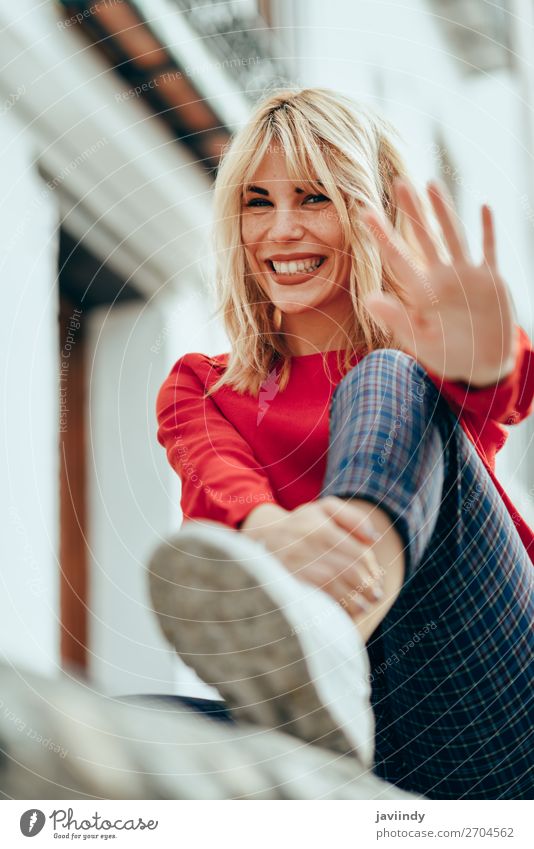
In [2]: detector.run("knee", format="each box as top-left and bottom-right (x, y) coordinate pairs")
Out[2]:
(333, 348), (429, 405)
(357, 348), (419, 374)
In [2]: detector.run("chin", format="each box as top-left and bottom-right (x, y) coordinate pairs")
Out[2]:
(272, 301), (312, 314)
(274, 292), (338, 313)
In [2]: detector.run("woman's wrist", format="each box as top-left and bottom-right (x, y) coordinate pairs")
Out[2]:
(239, 503), (289, 536)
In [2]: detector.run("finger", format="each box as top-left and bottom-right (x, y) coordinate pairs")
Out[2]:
(321, 525), (385, 599)
(361, 208), (433, 309)
(340, 586), (375, 617)
(320, 496), (380, 543)
(426, 180), (470, 264)
(319, 498), (387, 585)
(323, 507), (384, 575)
(393, 178), (442, 266)
(481, 204), (497, 268)
(309, 566), (373, 617)
(324, 547), (384, 602)
(321, 525), (381, 578)
(349, 552), (385, 603)
(302, 564), (369, 616)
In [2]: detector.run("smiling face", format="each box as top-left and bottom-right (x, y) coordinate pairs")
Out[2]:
(240, 148), (354, 353)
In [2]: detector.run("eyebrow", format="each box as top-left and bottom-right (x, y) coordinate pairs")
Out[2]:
(245, 182), (324, 196)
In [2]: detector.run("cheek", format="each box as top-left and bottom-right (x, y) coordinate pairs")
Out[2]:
(329, 220), (345, 251)
(318, 217), (350, 279)
(240, 215), (262, 250)
(312, 210), (344, 251)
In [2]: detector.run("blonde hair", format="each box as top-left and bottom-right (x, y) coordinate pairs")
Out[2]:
(205, 86), (435, 398)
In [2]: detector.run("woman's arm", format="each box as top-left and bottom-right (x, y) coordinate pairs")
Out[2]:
(156, 359), (388, 618)
(156, 353), (276, 529)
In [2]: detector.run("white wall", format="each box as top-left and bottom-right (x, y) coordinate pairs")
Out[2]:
(87, 286), (228, 698)
(0, 0), (233, 694)
(0, 107), (61, 675)
(441, 72), (534, 521)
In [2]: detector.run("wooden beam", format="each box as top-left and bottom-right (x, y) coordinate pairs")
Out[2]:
(59, 294), (88, 671)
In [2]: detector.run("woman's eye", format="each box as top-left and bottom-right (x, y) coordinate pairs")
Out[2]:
(305, 193), (329, 204)
(244, 194), (329, 208)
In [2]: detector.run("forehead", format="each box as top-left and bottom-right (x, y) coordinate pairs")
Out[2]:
(244, 148), (322, 194)
(247, 147), (291, 181)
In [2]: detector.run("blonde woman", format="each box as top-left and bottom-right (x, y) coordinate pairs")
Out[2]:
(151, 88), (534, 799)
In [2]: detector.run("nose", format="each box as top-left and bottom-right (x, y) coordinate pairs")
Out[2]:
(267, 206), (305, 241)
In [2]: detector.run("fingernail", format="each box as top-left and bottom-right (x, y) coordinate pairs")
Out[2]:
(361, 521), (380, 541)
(355, 597), (372, 612)
(372, 586), (384, 600)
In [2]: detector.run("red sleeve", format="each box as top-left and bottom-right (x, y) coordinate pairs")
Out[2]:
(424, 324), (534, 468)
(156, 353), (277, 529)
(434, 325), (534, 425)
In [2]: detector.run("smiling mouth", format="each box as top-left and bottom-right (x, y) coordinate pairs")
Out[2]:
(266, 256), (327, 278)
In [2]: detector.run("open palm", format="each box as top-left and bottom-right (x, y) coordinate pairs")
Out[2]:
(361, 178), (517, 387)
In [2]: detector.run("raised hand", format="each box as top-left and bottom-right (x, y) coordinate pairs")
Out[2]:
(360, 177), (517, 387)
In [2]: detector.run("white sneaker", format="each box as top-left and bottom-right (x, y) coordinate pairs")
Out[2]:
(148, 520), (375, 767)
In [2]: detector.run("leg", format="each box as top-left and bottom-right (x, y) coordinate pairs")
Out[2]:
(320, 348), (534, 800)
(148, 521), (376, 763)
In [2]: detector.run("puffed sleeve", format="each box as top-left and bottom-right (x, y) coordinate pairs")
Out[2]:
(156, 353), (277, 529)
(429, 324), (534, 425)
(424, 324), (534, 468)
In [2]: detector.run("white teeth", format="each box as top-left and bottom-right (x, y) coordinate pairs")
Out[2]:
(271, 256), (323, 275)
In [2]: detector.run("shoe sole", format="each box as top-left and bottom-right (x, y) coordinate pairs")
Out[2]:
(148, 520), (374, 764)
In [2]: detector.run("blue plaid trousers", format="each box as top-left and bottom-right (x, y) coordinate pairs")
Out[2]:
(320, 348), (534, 800)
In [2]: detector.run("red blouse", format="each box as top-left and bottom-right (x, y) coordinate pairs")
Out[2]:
(156, 325), (534, 563)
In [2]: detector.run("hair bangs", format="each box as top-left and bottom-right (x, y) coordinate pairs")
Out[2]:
(271, 113), (335, 198)
(240, 125), (277, 195)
